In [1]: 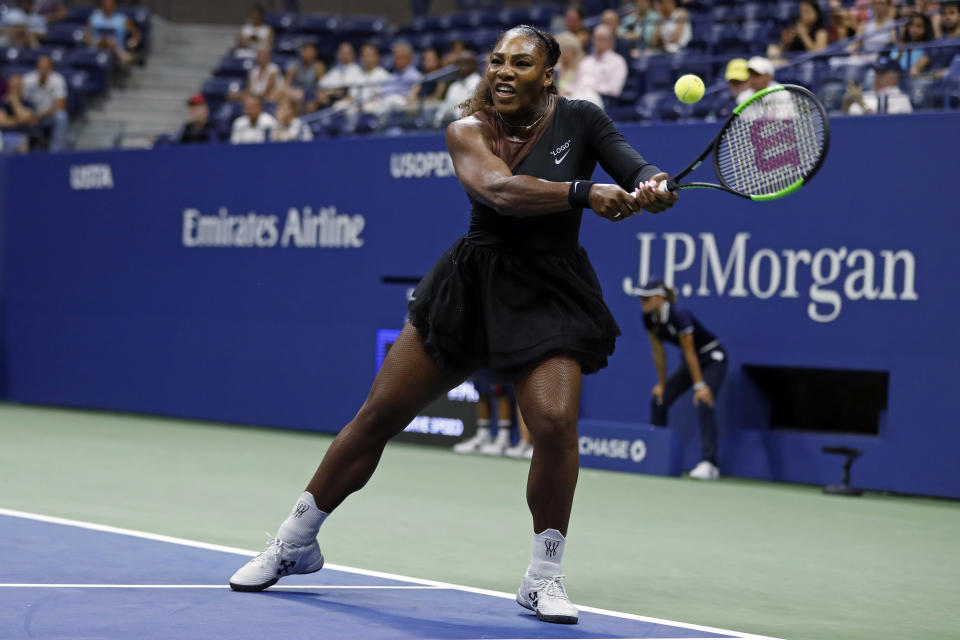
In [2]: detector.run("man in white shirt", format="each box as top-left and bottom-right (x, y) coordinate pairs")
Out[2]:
(230, 94), (278, 144)
(319, 41), (363, 103)
(22, 55), (68, 151)
(349, 43), (392, 111)
(434, 50), (481, 127)
(844, 57), (913, 115)
(571, 25), (628, 99)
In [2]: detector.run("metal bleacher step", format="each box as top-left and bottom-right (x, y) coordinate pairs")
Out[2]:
(71, 18), (237, 150)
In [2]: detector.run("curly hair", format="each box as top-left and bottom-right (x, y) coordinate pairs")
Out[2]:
(459, 25), (561, 118)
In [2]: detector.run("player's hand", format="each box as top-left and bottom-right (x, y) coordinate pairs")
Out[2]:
(693, 385), (714, 407)
(588, 184), (640, 222)
(634, 173), (678, 214)
(652, 383), (664, 405)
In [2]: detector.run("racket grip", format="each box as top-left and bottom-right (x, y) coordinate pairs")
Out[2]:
(657, 180), (679, 193)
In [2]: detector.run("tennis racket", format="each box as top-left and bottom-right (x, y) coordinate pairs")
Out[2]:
(657, 84), (830, 201)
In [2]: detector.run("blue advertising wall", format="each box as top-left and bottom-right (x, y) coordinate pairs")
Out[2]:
(0, 113), (957, 498)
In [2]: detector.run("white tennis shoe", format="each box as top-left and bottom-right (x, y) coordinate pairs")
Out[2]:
(689, 460), (719, 480)
(453, 431), (492, 453)
(516, 572), (579, 624)
(229, 536), (324, 592)
(504, 441), (534, 459)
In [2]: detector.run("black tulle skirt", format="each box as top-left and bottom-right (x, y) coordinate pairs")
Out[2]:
(407, 237), (620, 380)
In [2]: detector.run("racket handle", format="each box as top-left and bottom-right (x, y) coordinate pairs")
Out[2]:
(657, 179), (679, 193)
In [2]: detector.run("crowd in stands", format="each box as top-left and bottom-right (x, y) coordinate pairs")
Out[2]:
(0, 0), (150, 152)
(177, 0), (960, 145)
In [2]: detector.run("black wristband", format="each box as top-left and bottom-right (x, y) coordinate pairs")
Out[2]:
(568, 180), (595, 209)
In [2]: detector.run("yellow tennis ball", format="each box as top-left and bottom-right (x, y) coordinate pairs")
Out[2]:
(674, 74), (705, 104)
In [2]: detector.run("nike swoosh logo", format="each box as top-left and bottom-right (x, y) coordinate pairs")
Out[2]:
(554, 150), (570, 165)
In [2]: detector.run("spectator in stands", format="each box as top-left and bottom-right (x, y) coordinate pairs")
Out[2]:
(380, 40), (422, 109)
(230, 94), (278, 143)
(857, 0), (897, 53)
(319, 41), (362, 104)
(86, 0), (142, 69)
(931, 1), (960, 77)
(746, 56), (782, 94)
(283, 42), (325, 105)
(348, 43), (391, 111)
(178, 94), (216, 144)
(246, 47), (282, 101)
(780, 1), (829, 52)
(725, 58), (752, 106)
(3, 0), (46, 46)
(554, 31), (603, 106)
(618, 0), (659, 54)
(891, 12), (935, 75)
(270, 96), (313, 142)
(829, 7), (859, 43)
(0, 75), (37, 132)
(433, 50), (480, 127)
(570, 25), (628, 99)
(236, 4), (273, 56)
(652, 0), (691, 54)
(442, 39), (467, 66)
(600, 9), (621, 36)
(34, 0), (68, 24)
(22, 55), (66, 151)
(843, 56), (913, 113)
(561, 6), (591, 50)
(412, 48), (447, 103)
(912, 0), (942, 37)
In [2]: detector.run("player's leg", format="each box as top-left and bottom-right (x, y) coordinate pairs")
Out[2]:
(513, 353), (581, 624)
(305, 323), (466, 509)
(650, 367), (693, 426)
(230, 323), (465, 591)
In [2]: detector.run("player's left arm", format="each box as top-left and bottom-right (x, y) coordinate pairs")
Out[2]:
(582, 101), (678, 213)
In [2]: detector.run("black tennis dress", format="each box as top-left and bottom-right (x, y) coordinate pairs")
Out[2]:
(408, 96), (662, 379)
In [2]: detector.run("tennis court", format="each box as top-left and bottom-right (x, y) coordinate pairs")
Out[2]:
(2, 404), (958, 640)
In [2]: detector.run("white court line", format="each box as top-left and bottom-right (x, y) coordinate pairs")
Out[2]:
(0, 507), (784, 640)
(0, 584), (444, 590)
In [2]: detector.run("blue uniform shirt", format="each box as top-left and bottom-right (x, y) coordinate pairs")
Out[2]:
(643, 302), (720, 355)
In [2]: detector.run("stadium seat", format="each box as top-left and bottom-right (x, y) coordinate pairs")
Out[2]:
(202, 77), (242, 104)
(817, 79), (846, 112)
(266, 12), (298, 35)
(214, 55), (254, 78)
(44, 23), (86, 47)
(341, 16), (388, 38)
(296, 14), (339, 36)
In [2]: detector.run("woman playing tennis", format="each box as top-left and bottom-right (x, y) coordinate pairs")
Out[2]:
(229, 25), (677, 624)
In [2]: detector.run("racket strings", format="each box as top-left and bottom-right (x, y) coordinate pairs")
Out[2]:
(717, 90), (827, 197)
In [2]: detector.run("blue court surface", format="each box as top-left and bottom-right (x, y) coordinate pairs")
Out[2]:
(0, 509), (782, 640)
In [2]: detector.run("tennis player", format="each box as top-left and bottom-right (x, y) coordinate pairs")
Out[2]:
(638, 278), (727, 480)
(229, 25), (677, 624)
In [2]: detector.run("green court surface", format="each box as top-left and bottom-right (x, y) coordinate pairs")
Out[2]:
(2, 403), (957, 640)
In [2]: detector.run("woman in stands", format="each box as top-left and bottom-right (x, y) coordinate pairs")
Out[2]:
(781, 0), (829, 53)
(637, 278), (727, 481)
(228, 25), (677, 625)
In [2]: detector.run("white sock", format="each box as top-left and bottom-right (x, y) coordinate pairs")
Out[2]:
(475, 421), (491, 440)
(495, 420), (512, 443)
(527, 528), (566, 577)
(276, 491), (328, 546)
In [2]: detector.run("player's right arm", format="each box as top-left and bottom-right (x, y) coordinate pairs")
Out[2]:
(648, 332), (667, 402)
(445, 116), (638, 220)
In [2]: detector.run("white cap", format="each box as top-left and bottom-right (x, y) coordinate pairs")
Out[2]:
(747, 56), (774, 77)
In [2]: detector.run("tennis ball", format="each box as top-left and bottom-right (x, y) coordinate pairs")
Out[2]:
(674, 74), (705, 104)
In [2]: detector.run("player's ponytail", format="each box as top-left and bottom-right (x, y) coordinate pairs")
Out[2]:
(460, 25), (560, 117)
(664, 286), (678, 303)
